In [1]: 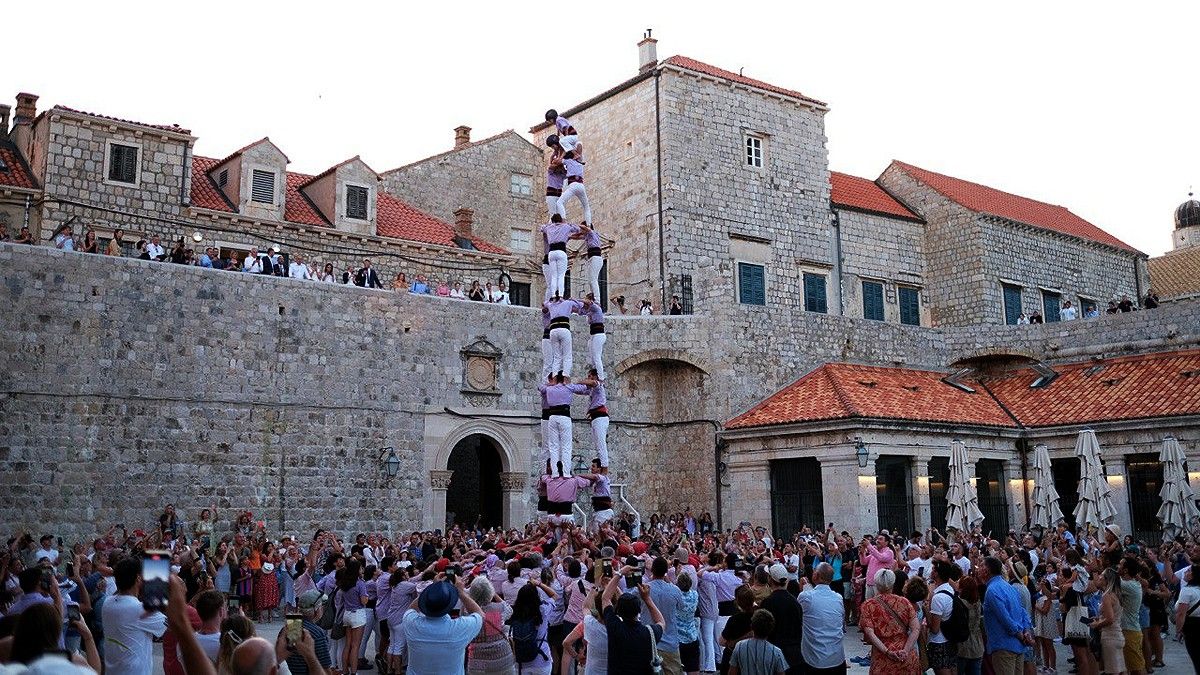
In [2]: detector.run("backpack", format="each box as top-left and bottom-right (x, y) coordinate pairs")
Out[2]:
(509, 616), (545, 664)
(316, 589), (337, 630)
(936, 589), (970, 643)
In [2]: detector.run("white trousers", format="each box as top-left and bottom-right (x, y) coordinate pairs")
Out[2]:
(545, 195), (565, 219)
(589, 332), (606, 381)
(592, 508), (615, 532)
(587, 254), (604, 301)
(549, 326), (572, 377)
(541, 337), (553, 379)
(546, 414), (573, 475)
(547, 250), (568, 298)
(542, 262), (553, 303)
(700, 617), (718, 672)
(590, 415), (609, 467)
(558, 182), (591, 225)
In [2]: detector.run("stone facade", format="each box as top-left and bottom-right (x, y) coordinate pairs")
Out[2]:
(381, 130), (545, 254)
(836, 208), (929, 325)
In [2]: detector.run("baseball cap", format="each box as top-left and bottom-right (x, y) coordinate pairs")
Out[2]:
(632, 542), (648, 556)
(768, 563), (789, 583)
(617, 544), (632, 557)
(297, 590), (326, 610)
(417, 580), (457, 618)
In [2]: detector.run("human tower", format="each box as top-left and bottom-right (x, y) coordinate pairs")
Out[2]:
(535, 109), (614, 531)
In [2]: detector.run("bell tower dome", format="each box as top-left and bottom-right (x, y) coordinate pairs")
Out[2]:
(1173, 192), (1200, 249)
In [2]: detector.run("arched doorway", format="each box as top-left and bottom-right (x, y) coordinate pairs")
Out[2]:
(445, 434), (504, 530)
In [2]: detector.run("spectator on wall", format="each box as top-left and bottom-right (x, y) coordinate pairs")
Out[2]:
(1084, 305), (1100, 319)
(0, 222), (8, 241)
(449, 282), (466, 300)
(435, 279), (451, 297)
(1106, 299), (1120, 314)
(289, 254), (312, 280)
(613, 295), (627, 314)
(14, 225), (34, 244)
(357, 259), (383, 289)
(391, 272), (407, 291)
(1143, 290), (1160, 309)
(669, 295), (683, 315)
(467, 280), (486, 301)
(318, 263), (336, 283)
(80, 229), (100, 254)
(1028, 309), (1044, 324)
(170, 238), (189, 264)
(639, 299), (654, 315)
(492, 281), (511, 305)
(106, 229), (125, 256)
(145, 235), (166, 261)
(1060, 300), (1077, 320)
(54, 225), (76, 251)
(243, 247), (263, 273)
(1118, 294), (1136, 312)
(411, 274), (431, 294)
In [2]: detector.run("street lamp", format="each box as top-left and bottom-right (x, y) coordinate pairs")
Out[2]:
(855, 437), (869, 469)
(380, 447), (400, 479)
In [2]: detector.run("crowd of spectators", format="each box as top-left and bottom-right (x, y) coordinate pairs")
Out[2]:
(3, 504), (1197, 675)
(1015, 293), (1160, 325)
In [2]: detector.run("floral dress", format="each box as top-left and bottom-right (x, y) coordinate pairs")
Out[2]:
(254, 562), (281, 610)
(858, 593), (920, 675)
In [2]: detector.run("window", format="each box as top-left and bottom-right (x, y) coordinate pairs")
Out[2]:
(597, 263), (609, 309)
(562, 269), (572, 299)
(737, 262), (766, 305)
(680, 274), (694, 315)
(508, 281), (531, 307)
(803, 272), (828, 313)
(251, 170), (275, 204)
(745, 136), (763, 168)
(346, 185), (370, 220)
(509, 229), (532, 251)
(107, 143), (139, 184)
(1042, 290), (1062, 322)
(899, 286), (921, 326)
(510, 173), (533, 197)
(217, 169), (228, 188)
(1002, 283), (1023, 325)
(862, 280), (884, 321)
(1079, 296), (1098, 317)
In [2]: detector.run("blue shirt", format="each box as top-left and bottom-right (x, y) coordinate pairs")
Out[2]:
(982, 576), (1030, 655)
(642, 578), (686, 650)
(797, 584), (846, 668)
(402, 609), (483, 675)
(410, 281), (430, 294)
(199, 254), (213, 268)
(677, 589), (699, 643)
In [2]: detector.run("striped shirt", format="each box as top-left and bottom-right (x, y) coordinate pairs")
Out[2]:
(730, 637), (789, 675)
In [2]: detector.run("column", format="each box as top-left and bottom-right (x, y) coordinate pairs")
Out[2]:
(499, 472), (528, 529)
(912, 457), (931, 533)
(1002, 458), (1027, 534)
(427, 470), (454, 531)
(1104, 455), (1133, 536)
(821, 457), (878, 536)
(724, 463), (772, 527)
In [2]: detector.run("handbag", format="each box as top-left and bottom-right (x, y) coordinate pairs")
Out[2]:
(1064, 604), (1090, 641)
(331, 589), (347, 641)
(646, 624), (662, 675)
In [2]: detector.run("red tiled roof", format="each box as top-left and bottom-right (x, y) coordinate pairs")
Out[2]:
(1148, 247), (1200, 300)
(0, 140), (37, 189)
(53, 105), (190, 134)
(283, 171), (330, 226)
(376, 192), (507, 254)
(983, 350), (1200, 428)
(830, 171), (921, 221)
(189, 156), (234, 212)
(890, 160), (1139, 253)
(725, 363), (1016, 430)
(663, 55), (826, 107)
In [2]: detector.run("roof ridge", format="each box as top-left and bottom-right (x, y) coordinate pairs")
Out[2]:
(662, 55), (826, 107)
(821, 364), (861, 418)
(53, 104), (191, 134)
(892, 160), (1070, 210)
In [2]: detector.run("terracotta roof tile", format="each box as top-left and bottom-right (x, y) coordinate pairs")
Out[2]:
(0, 139), (38, 189)
(1148, 247), (1200, 300)
(53, 105), (190, 134)
(663, 56), (826, 107)
(890, 161), (1139, 253)
(830, 171), (921, 221)
(282, 172), (331, 226)
(376, 192), (507, 254)
(189, 156), (234, 212)
(982, 349), (1200, 428)
(725, 363), (1016, 429)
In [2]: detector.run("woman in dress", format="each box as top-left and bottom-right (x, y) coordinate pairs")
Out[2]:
(467, 576), (515, 674)
(319, 263), (337, 283)
(859, 569), (921, 675)
(1033, 577), (1059, 674)
(1092, 568), (1126, 675)
(193, 507), (215, 549)
(956, 576), (985, 675)
(234, 556), (254, 614)
(280, 546), (298, 612)
(391, 272), (407, 291)
(468, 280), (486, 302)
(212, 540), (233, 595)
(80, 230), (100, 254)
(159, 504), (179, 539)
(254, 542), (281, 622)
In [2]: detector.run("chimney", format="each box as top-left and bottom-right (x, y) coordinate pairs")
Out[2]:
(638, 29), (658, 72)
(0, 105), (9, 138)
(453, 207), (474, 238)
(454, 125), (471, 149)
(13, 93), (38, 126)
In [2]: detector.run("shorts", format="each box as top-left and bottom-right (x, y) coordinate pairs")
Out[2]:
(548, 622), (572, 647)
(593, 508), (615, 526)
(680, 640), (700, 672)
(928, 641), (957, 669)
(387, 617), (406, 656)
(342, 608), (367, 629)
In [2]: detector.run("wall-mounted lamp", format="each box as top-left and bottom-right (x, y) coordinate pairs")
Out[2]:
(855, 437), (868, 469)
(191, 231), (203, 243)
(379, 447), (400, 480)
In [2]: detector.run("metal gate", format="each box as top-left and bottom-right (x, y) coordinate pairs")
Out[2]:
(929, 456), (950, 532)
(1052, 458), (1081, 529)
(875, 455), (913, 535)
(770, 458), (825, 541)
(975, 459), (1010, 536)
(1125, 453), (1163, 544)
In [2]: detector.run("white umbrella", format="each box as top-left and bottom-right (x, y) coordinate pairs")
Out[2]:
(1030, 443), (1064, 530)
(1072, 429), (1117, 531)
(945, 439), (985, 533)
(1157, 436), (1199, 541)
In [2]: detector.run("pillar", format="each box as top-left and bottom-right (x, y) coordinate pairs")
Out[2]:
(427, 470), (454, 531)
(912, 457), (931, 533)
(724, 463), (772, 528)
(1104, 455), (1133, 536)
(499, 472), (528, 529)
(821, 457), (878, 536)
(1003, 458), (1027, 534)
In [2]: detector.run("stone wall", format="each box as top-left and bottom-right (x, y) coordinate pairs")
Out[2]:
(836, 208), (929, 324)
(381, 132), (544, 253)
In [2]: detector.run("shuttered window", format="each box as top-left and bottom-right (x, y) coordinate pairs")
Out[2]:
(862, 280), (884, 321)
(1042, 290), (1062, 322)
(217, 169), (228, 187)
(803, 272), (827, 313)
(737, 262), (766, 305)
(899, 286), (921, 326)
(346, 185), (369, 220)
(108, 144), (138, 183)
(1002, 283), (1023, 325)
(251, 170), (275, 204)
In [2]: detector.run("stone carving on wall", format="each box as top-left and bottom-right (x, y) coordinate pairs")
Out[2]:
(499, 472), (527, 491)
(461, 337), (502, 403)
(429, 470), (454, 489)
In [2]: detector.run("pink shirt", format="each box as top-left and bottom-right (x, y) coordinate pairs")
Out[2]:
(865, 543), (895, 586)
(541, 475), (594, 503)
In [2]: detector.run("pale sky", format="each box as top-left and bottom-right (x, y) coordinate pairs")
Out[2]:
(9, 1), (1198, 256)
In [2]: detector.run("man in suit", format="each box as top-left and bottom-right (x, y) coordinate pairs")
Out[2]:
(356, 258), (383, 289)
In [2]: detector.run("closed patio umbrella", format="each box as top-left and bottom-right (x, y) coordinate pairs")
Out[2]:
(945, 439), (985, 534)
(1030, 443), (1064, 531)
(1072, 429), (1116, 531)
(1157, 435), (1199, 541)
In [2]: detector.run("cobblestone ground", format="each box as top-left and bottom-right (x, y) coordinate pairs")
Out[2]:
(155, 618), (1192, 674)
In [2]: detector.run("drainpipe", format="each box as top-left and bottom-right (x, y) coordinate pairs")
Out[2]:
(1133, 256), (1144, 304)
(1017, 438), (1031, 529)
(715, 436), (727, 531)
(180, 142), (192, 207)
(654, 67), (666, 312)
(831, 208), (844, 315)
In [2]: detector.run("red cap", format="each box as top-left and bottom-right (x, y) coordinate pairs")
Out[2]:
(435, 558), (450, 572)
(133, 529), (146, 537)
(632, 542), (648, 555)
(496, 542), (507, 550)
(617, 544), (632, 557)
(688, 555), (703, 569)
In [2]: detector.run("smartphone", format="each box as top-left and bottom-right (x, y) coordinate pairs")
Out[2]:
(66, 562), (75, 578)
(286, 613), (303, 642)
(67, 605), (82, 623)
(40, 568), (54, 591)
(227, 597), (241, 612)
(57, 537), (64, 548)
(601, 559), (613, 578)
(627, 561), (644, 587)
(446, 565), (460, 585)
(140, 549), (171, 612)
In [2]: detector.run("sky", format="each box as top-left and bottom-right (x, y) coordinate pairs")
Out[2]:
(8, 1), (1198, 256)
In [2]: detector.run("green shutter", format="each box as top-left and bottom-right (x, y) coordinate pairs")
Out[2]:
(803, 273), (827, 313)
(899, 287), (920, 326)
(862, 281), (884, 321)
(738, 263), (765, 305)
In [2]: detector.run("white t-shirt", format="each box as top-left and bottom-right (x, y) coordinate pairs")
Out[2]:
(906, 558), (930, 580)
(177, 631), (222, 664)
(289, 262), (311, 280)
(101, 594), (166, 675)
(954, 556), (971, 577)
(1177, 585), (1200, 618)
(35, 547), (59, 564)
(1061, 306), (1078, 320)
(929, 582), (955, 644)
(582, 612), (609, 675)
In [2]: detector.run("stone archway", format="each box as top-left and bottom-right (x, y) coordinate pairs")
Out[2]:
(444, 434), (504, 531)
(426, 419), (529, 531)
